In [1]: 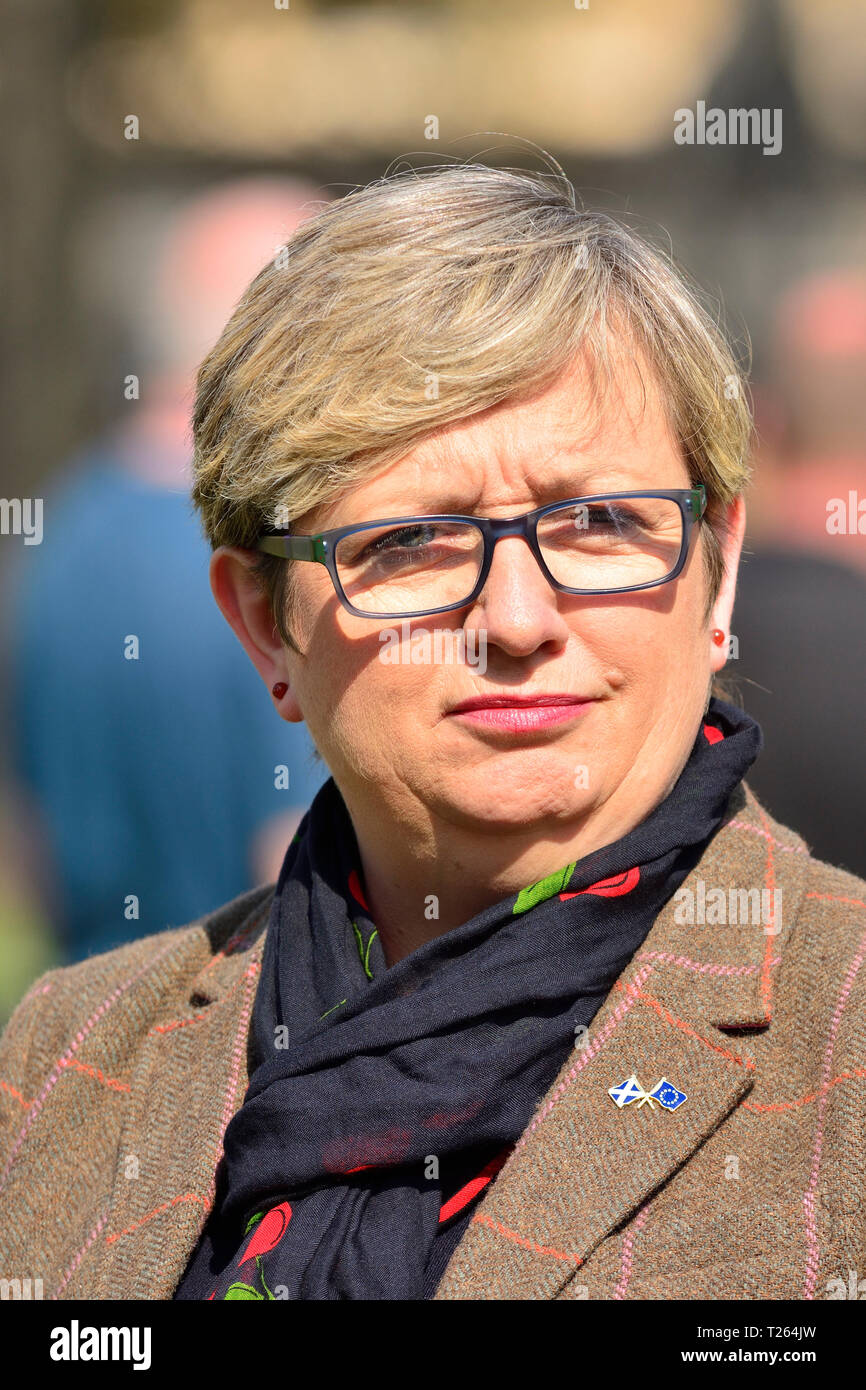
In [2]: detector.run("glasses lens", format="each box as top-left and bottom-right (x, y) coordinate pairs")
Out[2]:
(537, 497), (683, 590)
(334, 520), (484, 614)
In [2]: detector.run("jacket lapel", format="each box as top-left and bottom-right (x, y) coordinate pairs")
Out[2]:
(90, 894), (272, 1300)
(434, 784), (810, 1299)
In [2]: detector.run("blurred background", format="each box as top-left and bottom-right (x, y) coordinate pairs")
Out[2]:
(1, 0), (864, 1022)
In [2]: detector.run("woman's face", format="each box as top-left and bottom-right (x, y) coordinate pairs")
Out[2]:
(217, 343), (744, 842)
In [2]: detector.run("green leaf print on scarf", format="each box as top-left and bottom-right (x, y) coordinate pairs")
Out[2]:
(224, 1255), (276, 1300)
(318, 919), (377, 1021)
(513, 862), (577, 915)
(352, 921), (378, 980)
(224, 1281), (263, 1300)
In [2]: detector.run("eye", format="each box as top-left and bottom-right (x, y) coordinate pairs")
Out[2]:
(545, 502), (643, 540)
(584, 503), (642, 534)
(365, 524), (439, 554)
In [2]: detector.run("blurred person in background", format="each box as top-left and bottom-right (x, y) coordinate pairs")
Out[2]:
(746, 271), (866, 571)
(734, 271), (866, 877)
(5, 178), (331, 964)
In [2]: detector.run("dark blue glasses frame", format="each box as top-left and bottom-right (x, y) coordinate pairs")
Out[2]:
(255, 487), (708, 619)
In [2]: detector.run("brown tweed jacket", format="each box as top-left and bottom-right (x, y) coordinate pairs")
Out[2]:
(1, 781), (864, 1301)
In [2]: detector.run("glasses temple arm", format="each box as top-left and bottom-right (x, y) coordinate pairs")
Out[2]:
(256, 535), (326, 562)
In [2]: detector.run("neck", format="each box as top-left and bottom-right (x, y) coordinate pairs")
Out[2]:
(340, 754), (689, 968)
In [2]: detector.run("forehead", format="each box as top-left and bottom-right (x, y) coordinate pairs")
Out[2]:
(313, 340), (686, 527)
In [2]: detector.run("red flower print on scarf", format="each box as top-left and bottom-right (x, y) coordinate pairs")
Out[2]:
(238, 1200), (293, 1265)
(559, 866), (641, 900)
(348, 869), (370, 911)
(322, 1127), (413, 1175)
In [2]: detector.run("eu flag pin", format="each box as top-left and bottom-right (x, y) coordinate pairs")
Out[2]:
(648, 1077), (687, 1111)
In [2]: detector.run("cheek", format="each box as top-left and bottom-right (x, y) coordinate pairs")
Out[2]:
(315, 636), (432, 747)
(573, 592), (705, 691)
(352, 648), (433, 720)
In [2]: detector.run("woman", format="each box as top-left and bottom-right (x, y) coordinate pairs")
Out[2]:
(1, 164), (864, 1302)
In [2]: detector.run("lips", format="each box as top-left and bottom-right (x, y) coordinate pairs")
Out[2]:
(448, 694), (593, 714)
(445, 694), (596, 733)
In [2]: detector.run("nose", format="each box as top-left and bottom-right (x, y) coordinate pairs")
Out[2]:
(461, 534), (572, 657)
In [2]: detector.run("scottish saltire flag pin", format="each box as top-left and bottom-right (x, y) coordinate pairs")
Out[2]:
(648, 1077), (687, 1111)
(608, 1074), (648, 1108)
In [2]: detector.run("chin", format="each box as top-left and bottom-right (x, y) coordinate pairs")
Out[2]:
(431, 768), (600, 832)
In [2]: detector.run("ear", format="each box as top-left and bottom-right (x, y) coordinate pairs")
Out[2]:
(709, 495), (746, 674)
(209, 546), (304, 722)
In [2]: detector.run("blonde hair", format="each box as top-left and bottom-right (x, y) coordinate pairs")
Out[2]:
(191, 161), (752, 665)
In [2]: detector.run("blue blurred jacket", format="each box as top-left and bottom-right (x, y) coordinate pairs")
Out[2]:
(7, 444), (327, 961)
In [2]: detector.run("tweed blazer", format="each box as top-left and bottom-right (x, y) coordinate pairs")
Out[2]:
(1, 781), (864, 1301)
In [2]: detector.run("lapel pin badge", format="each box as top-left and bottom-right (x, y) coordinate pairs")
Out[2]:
(608, 1074), (687, 1111)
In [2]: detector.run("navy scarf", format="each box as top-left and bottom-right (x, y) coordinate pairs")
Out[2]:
(176, 697), (761, 1301)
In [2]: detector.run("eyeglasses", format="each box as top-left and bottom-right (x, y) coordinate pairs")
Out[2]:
(255, 487), (707, 620)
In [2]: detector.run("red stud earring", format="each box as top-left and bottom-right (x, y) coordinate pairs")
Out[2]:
(272, 682), (288, 699)
(711, 629), (726, 646)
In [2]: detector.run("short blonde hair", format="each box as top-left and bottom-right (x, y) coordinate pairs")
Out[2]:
(191, 162), (752, 651)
